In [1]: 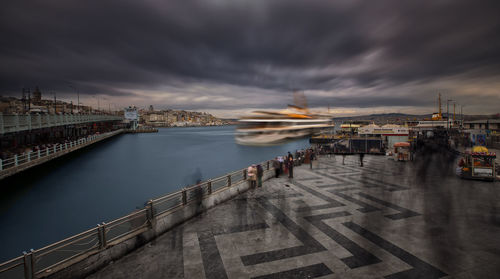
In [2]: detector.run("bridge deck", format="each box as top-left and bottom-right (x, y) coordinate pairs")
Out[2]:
(0, 113), (122, 134)
(87, 155), (500, 279)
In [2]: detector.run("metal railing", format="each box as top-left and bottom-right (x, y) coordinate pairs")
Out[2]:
(0, 113), (122, 135)
(0, 130), (123, 173)
(0, 159), (274, 279)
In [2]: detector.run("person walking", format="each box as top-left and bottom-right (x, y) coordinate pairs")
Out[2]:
(278, 156), (284, 175)
(309, 149), (314, 169)
(287, 153), (294, 178)
(273, 158), (280, 178)
(359, 152), (364, 167)
(256, 164), (263, 187)
(247, 164), (257, 188)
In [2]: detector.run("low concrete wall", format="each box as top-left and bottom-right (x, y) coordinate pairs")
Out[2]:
(45, 169), (275, 279)
(0, 130), (122, 181)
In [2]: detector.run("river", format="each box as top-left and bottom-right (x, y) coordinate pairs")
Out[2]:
(0, 126), (308, 262)
(0, 126), (309, 262)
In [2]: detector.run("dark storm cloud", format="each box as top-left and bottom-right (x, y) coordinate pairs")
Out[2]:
(0, 0), (499, 111)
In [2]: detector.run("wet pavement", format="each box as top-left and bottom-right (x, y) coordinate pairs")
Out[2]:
(87, 153), (500, 279)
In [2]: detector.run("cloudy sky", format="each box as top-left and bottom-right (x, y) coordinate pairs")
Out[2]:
(1, 0), (499, 117)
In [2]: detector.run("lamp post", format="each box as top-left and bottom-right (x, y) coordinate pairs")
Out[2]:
(461, 105), (465, 126)
(67, 85), (79, 114)
(53, 91), (57, 114)
(447, 99), (453, 131)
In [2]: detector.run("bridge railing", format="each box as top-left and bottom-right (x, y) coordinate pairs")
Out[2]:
(0, 113), (122, 134)
(0, 159), (275, 279)
(0, 130), (122, 173)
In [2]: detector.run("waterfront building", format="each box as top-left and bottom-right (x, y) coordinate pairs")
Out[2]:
(358, 124), (409, 148)
(141, 108), (226, 127)
(463, 119), (500, 133)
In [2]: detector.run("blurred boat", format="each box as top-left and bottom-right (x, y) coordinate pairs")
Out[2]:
(235, 103), (334, 146)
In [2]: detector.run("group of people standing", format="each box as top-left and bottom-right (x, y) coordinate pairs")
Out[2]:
(271, 152), (294, 179)
(248, 148), (318, 188)
(247, 164), (263, 188)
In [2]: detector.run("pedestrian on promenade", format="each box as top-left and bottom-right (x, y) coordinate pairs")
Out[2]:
(273, 158), (280, 178)
(342, 153), (346, 165)
(309, 149), (314, 169)
(256, 164), (263, 187)
(287, 153), (294, 178)
(359, 153), (364, 167)
(278, 156), (284, 175)
(247, 164), (257, 188)
(304, 149), (311, 165)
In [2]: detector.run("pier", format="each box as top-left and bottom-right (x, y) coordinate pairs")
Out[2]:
(2, 151), (499, 278)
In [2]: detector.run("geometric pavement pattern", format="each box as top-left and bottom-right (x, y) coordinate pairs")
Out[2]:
(88, 155), (500, 279)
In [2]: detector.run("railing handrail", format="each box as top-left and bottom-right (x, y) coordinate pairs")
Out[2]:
(105, 209), (148, 228)
(0, 155), (278, 278)
(0, 130), (122, 173)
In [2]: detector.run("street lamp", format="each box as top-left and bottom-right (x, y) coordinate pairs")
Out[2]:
(447, 99), (453, 131)
(67, 84), (79, 114)
(461, 105), (466, 128)
(52, 91), (57, 114)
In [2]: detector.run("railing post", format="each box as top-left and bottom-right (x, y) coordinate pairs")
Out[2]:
(207, 180), (212, 195)
(30, 249), (35, 279)
(243, 169), (247, 180)
(227, 175), (231, 187)
(14, 114), (19, 132)
(65, 143), (67, 149)
(97, 223), (107, 249)
(22, 249), (35, 279)
(0, 159), (2, 171)
(14, 155), (18, 166)
(53, 146), (56, 153)
(27, 151), (31, 162)
(46, 148), (49, 156)
(146, 200), (155, 229)
(23, 251), (30, 279)
(267, 161), (270, 170)
(37, 150), (40, 158)
(181, 188), (187, 205)
(27, 114), (32, 131)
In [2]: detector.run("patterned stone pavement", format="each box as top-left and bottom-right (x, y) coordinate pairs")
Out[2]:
(87, 154), (500, 278)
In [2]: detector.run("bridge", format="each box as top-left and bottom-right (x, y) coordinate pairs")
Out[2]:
(0, 113), (122, 135)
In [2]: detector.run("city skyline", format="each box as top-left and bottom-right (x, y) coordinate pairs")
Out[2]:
(1, 0), (499, 118)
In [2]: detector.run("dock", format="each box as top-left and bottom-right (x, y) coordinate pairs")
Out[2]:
(124, 127), (159, 133)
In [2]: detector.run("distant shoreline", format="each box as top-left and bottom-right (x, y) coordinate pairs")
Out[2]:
(144, 123), (233, 128)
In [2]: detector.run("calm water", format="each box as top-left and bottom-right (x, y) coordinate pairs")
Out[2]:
(0, 126), (309, 261)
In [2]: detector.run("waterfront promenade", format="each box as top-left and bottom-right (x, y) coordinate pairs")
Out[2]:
(86, 154), (500, 279)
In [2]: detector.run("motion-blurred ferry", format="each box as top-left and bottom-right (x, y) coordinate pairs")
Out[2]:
(235, 104), (334, 146)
